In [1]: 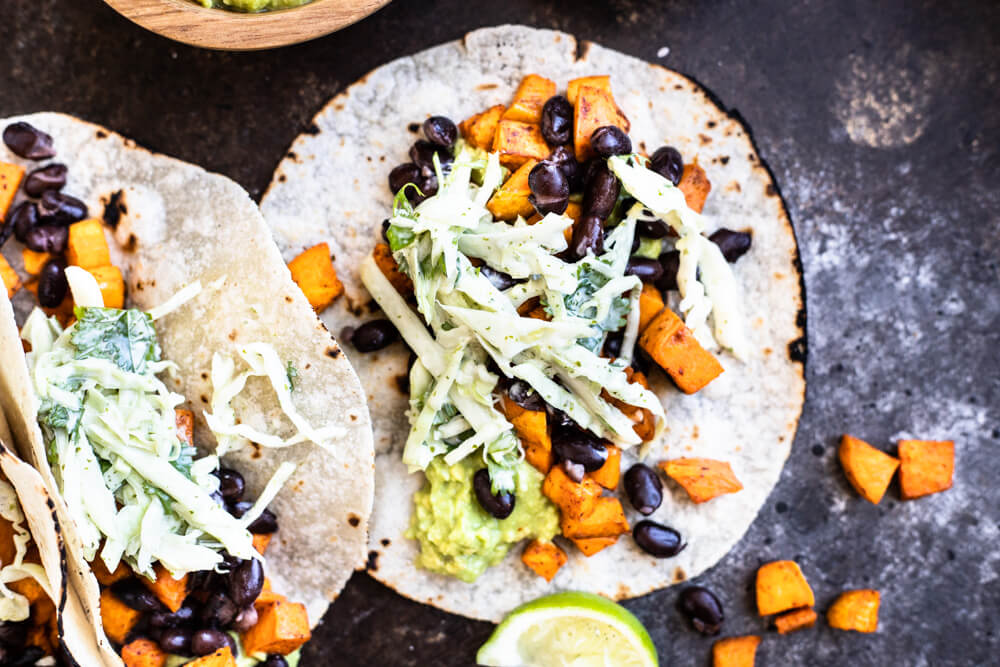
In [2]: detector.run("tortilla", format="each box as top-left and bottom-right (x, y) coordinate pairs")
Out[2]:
(0, 113), (375, 660)
(261, 25), (805, 621)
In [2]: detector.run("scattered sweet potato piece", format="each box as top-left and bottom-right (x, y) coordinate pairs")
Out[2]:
(9, 576), (46, 605)
(67, 218), (111, 269)
(542, 466), (602, 521)
(0, 162), (25, 220)
(571, 535), (618, 556)
(838, 434), (899, 504)
(184, 647), (236, 667)
(141, 564), (188, 613)
(174, 409), (194, 449)
(755, 560), (815, 616)
(21, 248), (50, 276)
(92, 557), (131, 587)
(521, 540), (567, 582)
(492, 121), (550, 170)
(241, 599), (311, 656)
(567, 76), (612, 106)
(639, 308), (723, 393)
(0, 516), (16, 567)
(487, 159), (537, 220)
(89, 264), (125, 309)
(122, 638), (167, 667)
(661, 458), (743, 504)
(288, 242), (343, 312)
(898, 439), (954, 499)
(573, 84), (629, 162)
(501, 394), (552, 473)
(678, 163), (711, 213)
(827, 589), (880, 633)
(373, 242), (413, 296)
(587, 445), (620, 490)
(460, 105), (505, 151)
(253, 532), (272, 555)
(503, 74), (557, 124)
(712, 635), (760, 667)
(254, 588), (287, 613)
(560, 496), (629, 539)
(638, 284), (665, 332)
(774, 607), (817, 634)
(100, 588), (142, 644)
(0, 255), (20, 299)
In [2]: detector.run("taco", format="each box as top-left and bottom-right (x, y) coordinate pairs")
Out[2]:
(260, 26), (806, 621)
(0, 114), (375, 664)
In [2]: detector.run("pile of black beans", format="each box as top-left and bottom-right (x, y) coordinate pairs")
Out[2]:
(0, 620), (44, 666)
(1, 122), (89, 308)
(115, 468), (286, 666)
(388, 116), (458, 205)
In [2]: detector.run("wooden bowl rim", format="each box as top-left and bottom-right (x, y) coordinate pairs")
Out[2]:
(103, 0), (391, 51)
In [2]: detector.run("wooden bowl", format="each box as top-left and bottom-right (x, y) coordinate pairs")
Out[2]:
(103, 0), (392, 51)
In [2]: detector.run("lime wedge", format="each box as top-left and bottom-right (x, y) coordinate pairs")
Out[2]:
(476, 591), (659, 667)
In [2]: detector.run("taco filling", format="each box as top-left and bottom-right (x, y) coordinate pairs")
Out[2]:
(349, 74), (754, 582)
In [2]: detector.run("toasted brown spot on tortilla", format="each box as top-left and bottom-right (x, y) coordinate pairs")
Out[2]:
(673, 567), (686, 582)
(251, 443), (262, 459)
(394, 373), (409, 395)
(365, 551), (379, 572)
(408, 123), (420, 133)
(348, 514), (360, 527)
(278, 174), (287, 183)
(96, 130), (108, 138)
(575, 40), (591, 62)
(102, 190), (126, 229)
(638, 141), (647, 153)
(201, 372), (209, 380)
(325, 346), (341, 359)
(774, 272), (785, 280)
(284, 296), (293, 303)
(748, 152), (757, 162)
(350, 414), (357, 421)
(304, 123), (320, 135)
(476, 83), (499, 91)
(765, 183), (777, 196)
(228, 330), (237, 341)
(123, 234), (138, 252)
(692, 425), (699, 440)
(764, 347), (773, 356)
(788, 337), (807, 364)
(720, 156), (730, 165)
(287, 151), (298, 161)
(674, 83), (683, 90)
(707, 120), (717, 128)
(726, 181), (742, 193)
(381, 538), (390, 547)
(699, 133), (712, 144)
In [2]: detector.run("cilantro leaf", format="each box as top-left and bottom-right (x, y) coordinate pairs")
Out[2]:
(70, 307), (161, 374)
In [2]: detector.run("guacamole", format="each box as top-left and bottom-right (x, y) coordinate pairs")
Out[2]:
(408, 457), (559, 582)
(198, 0), (313, 12)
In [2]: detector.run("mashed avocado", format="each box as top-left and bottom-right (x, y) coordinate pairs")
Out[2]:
(199, 0), (312, 12)
(407, 457), (559, 582)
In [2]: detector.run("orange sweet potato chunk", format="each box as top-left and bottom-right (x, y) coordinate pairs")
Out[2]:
(838, 434), (899, 504)
(288, 242), (343, 312)
(712, 635), (760, 667)
(21, 248), (50, 276)
(573, 84), (628, 162)
(141, 564), (188, 613)
(660, 458), (743, 504)
(827, 589), (880, 633)
(460, 105), (505, 151)
(542, 466), (602, 521)
(567, 76), (612, 106)
(1, 255), (20, 299)
(639, 308), (723, 393)
(0, 162), (25, 219)
(90, 265), (125, 309)
(503, 74), (557, 124)
(492, 120), (550, 170)
(488, 158), (538, 221)
(92, 557), (131, 587)
(253, 532), (272, 555)
(100, 588), (142, 644)
(774, 607), (817, 634)
(678, 163), (712, 213)
(184, 647), (236, 667)
(122, 638), (167, 667)
(587, 445), (620, 490)
(560, 496), (629, 540)
(67, 218), (111, 270)
(175, 409), (194, 449)
(570, 535), (618, 557)
(898, 439), (954, 499)
(638, 284), (664, 332)
(755, 560), (815, 616)
(521, 539), (567, 582)
(501, 394), (552, 474)
(241, 600), (311, 656)
(373, 242), (413, 296)
(9, 576), (46, 605)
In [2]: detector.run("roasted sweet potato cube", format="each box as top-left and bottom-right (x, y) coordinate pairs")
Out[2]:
(542, 466), (601, 521)
(141, 564), (188, 613)
(0, 162), (25, 220)
(503, 74), (557, 124)
(492, 121), (550, 170)
(661, 458), (743, 503)
(92, 557), (131, 587)
(90, 265), (125, 309)
(571, 535), (618, 557)
(755, 560), (815, 616)
(253, 532), (272, 555)
(712, 635), (760, 667)
(288, 242), (343, 312)
(9, 576), (46, 605)
(122, 638), (167, 667)
(567, 76), (612, 106)
(501, 394), (552, 473)
(827, 589), (880, 633)
(521, 539), (567, 582)
(373, 242), (413, 296)
(838, 434), (899, 504)
(774, 607), (817, 634)
(460, 105), (505, 151)
(560, 496), (629, 539)
(678, 163), (711, 213)
(898, 439), (954, 499)
(241, 599), (311, 656)
(573, 85), (629, 162)
(639, 284), (665, 332)
(21, 249), (50, 276)
(100, 588), (142, 644)
(639, 308), (723, 393)
(67, 219), (111, 270)
(0, 516), (16, 567)
(185, 647), (236, 667)
(174, 409), (194, 449)
(487, 159), (537, 220)
(0, 255), (20, 299)
(587, 445), (620, 489)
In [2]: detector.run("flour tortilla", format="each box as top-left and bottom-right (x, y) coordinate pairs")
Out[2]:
(261, 25), (806, 621)
(0, 113), (375, 661)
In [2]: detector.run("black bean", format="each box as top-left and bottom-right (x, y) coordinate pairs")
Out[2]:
(551, 423), (608, 472)
(24, 224), (68, 254)
(230, 605), (259, 633)
(528, 162), (569, 215)
(381, 219), (391, 243)
(150, 603), (195, 628)
(9, 201), (38, 244)
(227, 500), (251, 519)
(472, 468), (515, 519)
(562, 459), (585, 483)
(637, 217), (671, 239)
(209, 490), (225, 506)
(199, 591), (237, 628)
(23, 163), (67, 197)
(31, 262), (70, 314)
(227, 558), (264, 608)
(603, 332), (623, 358)
(37, 190), (87, 224)
(625, 257), (664, 284)
(351, 319), (398, 353)
(678, 585), (725, 635)
(409, 140), (453, 171)
(655, 251), (680, 291)
(417, 171), (439, 201)
(549, 146), (583, 192)
(580, 159), (604, 190)
(7, 646), (45, 667)
(590, 126), (632, 157)
(247, 509), (279, 535)
(339, 326), (355, 345)
(260, 655), (290, 667)
(217, 468), (245, 502)
(568, 215), (604, 260)
(480, 265), (519, 291)
(631, 347), (653, 376)
(111, 579), (165, 613)
(422, 116), (457, 149)
(709, 228), (752, 263)
(190, 628), (231, 656)
(3, 122), (56, 160)
(633, 520), (685, 557)
(507, 380), (546, 412)
(650, 146), (683, 186)
(158, 628), (192, 654)
(540, 96), (573, 145)
(631, 233), (640, 255)
(624, 464), (663, 515)
(582, 165), (620, 219)
(388, 163), (421, 195)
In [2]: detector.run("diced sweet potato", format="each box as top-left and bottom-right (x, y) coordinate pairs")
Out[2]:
(175, 409), (194, 448)
(521, 539), (567, 582)
(26, 619), (55, 657)
(827, 589), (880, 633)
(67, 218), (111, 269)
(573, 84), (629, 162)
(122, 638), (167, 667)
(90, 264), (125, 309)
(33, 595), (56, 627)
(542, 466), (602, 521)
(587, 445), (620, 490)
(92, 557), (131, 587)
(241, 599), (311, 656)
(21, 248), (50, 276)
(0, 517), (15, 567)
(254, 589), (287, 613)
(141, 564), (188, 613)
(184, 647), (236, 667)
(678, 163), (711, 213)
(503, 74), (557, 124)
(1, 255), (20, 299)
(638, 284), (664, 332)
(838, 434), (899, 504)
(712, 635), (760, 667)
(492, 121), (550, 170)
(755, 560), (815, 616)
(660, 458), (743, 504)
(253, 532), (272, 555)
(774, 607), (817, 634)
(571, 535), (618, 557)
(487, 159), (537, 220)
(639, 308), (723, 393)
(460, 105), (505, 151)
(373, 242), (413, 296)
(9, 576), (46, 605)
(567, 76), (612, 106)
(560, 496), (629, 539)
(288, 242), (343, 312)
(501, 394), (552, 473)
(100, 587), (142, 644)
(898, 439), (954, 499)
(0, 162), (25, 220)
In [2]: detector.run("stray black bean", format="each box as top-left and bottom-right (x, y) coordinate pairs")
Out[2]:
(199, 591), (238, 628)
(708, 228), (752, 263)
(551, 423), (608, 472)
(528, 161), (569, 215)
(3, 122), (56, 160)
(9, 201), (38, 244)
(480, 265), (519, 291)
(422, 116), (457, 148)
(508, 380), (546, 412)
(633, 520), (685, 557)
(217, 468), (245, 502)
(650, 146), (683, 186)
(603, 332), (623, 358)
(568, 215), (604, 260)
(472, 468), (515, 519)
(260, 655), (290, 667)
(655, 251), (680, 291)
(409, 140), (453, 171)
(23, 163), (67, 197)
(230, 605), (259, 633)
(24, 224), (68, 254)
(590, 126), (632, 157)
(388, 163), (421, 195)
(37, 191), (87, 224)
(548, 146), (582, 191)
(678, 585), (725, 635)
(158, 628), (192, 654)
(37, 259), (68, 308)
(247, 509), (278, 535)
(624, 464), (663, 515)
(227, 558), (264, 608)
(582, 165), (620, 219)
(637, 217), (671, 239)
(540, 96), (573, 145)
(111, 579), (164, 613)
(351, 319), (399, 353)
(190, 628), (232, 656)
(626, 257), (664, 284)
(149, 603), (194, 629)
